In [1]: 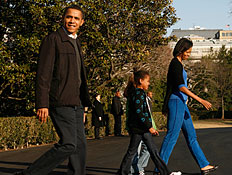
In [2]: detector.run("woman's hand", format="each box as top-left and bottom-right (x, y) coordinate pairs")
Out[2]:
(179, 86), (212, 110)
(199, 99), (212, 110)
(149, 127), (159, 136)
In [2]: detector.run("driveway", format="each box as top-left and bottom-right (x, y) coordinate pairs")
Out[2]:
(0, 127), (231, 175)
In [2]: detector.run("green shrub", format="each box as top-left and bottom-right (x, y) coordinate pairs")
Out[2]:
(0, 112), (168, 150)
(0, 116), (58, 150)
(152, 112), (168, 131)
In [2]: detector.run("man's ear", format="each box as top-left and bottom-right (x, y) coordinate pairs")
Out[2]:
(80, 19), (85, 26)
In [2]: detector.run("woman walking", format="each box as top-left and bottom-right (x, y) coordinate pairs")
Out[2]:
(159, 38), (218, 175)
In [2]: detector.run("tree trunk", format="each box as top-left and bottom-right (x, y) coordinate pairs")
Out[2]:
(221, 97), (225, 120)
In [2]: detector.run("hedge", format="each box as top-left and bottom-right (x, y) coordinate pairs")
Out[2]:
(0, 112), (167, 151)
(0, 116), (58, 150)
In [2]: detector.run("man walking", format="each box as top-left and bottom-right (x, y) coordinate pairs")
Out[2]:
(15, 5), (91, 175)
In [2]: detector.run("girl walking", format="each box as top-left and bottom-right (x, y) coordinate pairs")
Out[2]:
(117, 70), (181, 175)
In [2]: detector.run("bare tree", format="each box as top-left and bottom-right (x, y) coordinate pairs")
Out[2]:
(187, 47), (232, 119)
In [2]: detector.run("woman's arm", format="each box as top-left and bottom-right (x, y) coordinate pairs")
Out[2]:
(179, 86), (212, 110)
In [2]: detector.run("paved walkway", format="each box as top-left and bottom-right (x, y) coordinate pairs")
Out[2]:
(193, 119), (232, 129)
(0, 127), (231, 175)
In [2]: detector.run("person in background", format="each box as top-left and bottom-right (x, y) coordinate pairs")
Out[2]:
(103, 113), (110, 136)
(111, 90), (124, 136)
(158, 38), (218, 175)
(147, 91), (153, 110)
(117, 70), (181, 175)
(14, 5), (91, 175)
(92, 94), (104, 139)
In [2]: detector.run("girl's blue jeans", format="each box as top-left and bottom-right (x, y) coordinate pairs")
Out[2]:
(130, 141), (150, 174)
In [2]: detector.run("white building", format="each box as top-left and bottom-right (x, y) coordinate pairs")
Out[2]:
(169, 26), (232, 60)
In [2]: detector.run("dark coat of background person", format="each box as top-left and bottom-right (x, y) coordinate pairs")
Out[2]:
(92, 99), (104, 128)
(92, 99), (105, 139)
(111, 96), (123, 116)
(111, 95), (123, 136)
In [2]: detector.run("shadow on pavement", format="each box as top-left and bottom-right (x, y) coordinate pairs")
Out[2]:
(146, 170), (201, 175)
(181, 173), (200, 175)
(0, 160), (118, 175)
(0, 161), (30, 166)
(86, 166), (118, 174)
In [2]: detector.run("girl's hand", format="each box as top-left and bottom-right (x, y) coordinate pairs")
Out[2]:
(200, 99), (212, 110)
(149, 127), (159, 136)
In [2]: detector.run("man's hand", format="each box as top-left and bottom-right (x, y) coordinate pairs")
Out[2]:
(37, 108), (49, 123)
(83, 113), (86, 124)
(83, 107), (88, 124)
(149, 127), (159, 136)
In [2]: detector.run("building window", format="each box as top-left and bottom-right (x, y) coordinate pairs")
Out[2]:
(222, 33), (225, 36)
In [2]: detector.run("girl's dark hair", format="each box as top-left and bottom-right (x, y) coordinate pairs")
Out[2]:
(123, 75), (135, 97)
(63, 5), (85, 19)
(134, 70), (149, 86)
(173, 38), (193, 57)
(124, 69), (149, 97)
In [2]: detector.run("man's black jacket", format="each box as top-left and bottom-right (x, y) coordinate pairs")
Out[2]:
(36, 27), (91, 109)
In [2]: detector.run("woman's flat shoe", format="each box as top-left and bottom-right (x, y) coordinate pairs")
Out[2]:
(201, 165), (219, 175)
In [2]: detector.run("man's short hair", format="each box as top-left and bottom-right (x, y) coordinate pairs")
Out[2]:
(63, 5), (85, 19)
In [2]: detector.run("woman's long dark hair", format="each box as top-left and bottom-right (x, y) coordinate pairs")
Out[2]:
(173, 38), (193, 57)
(124, 69), (149, 98)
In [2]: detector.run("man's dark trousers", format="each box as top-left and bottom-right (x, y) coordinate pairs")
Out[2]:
(114, 114), (122, 136)
(23, 106), (86, 175)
